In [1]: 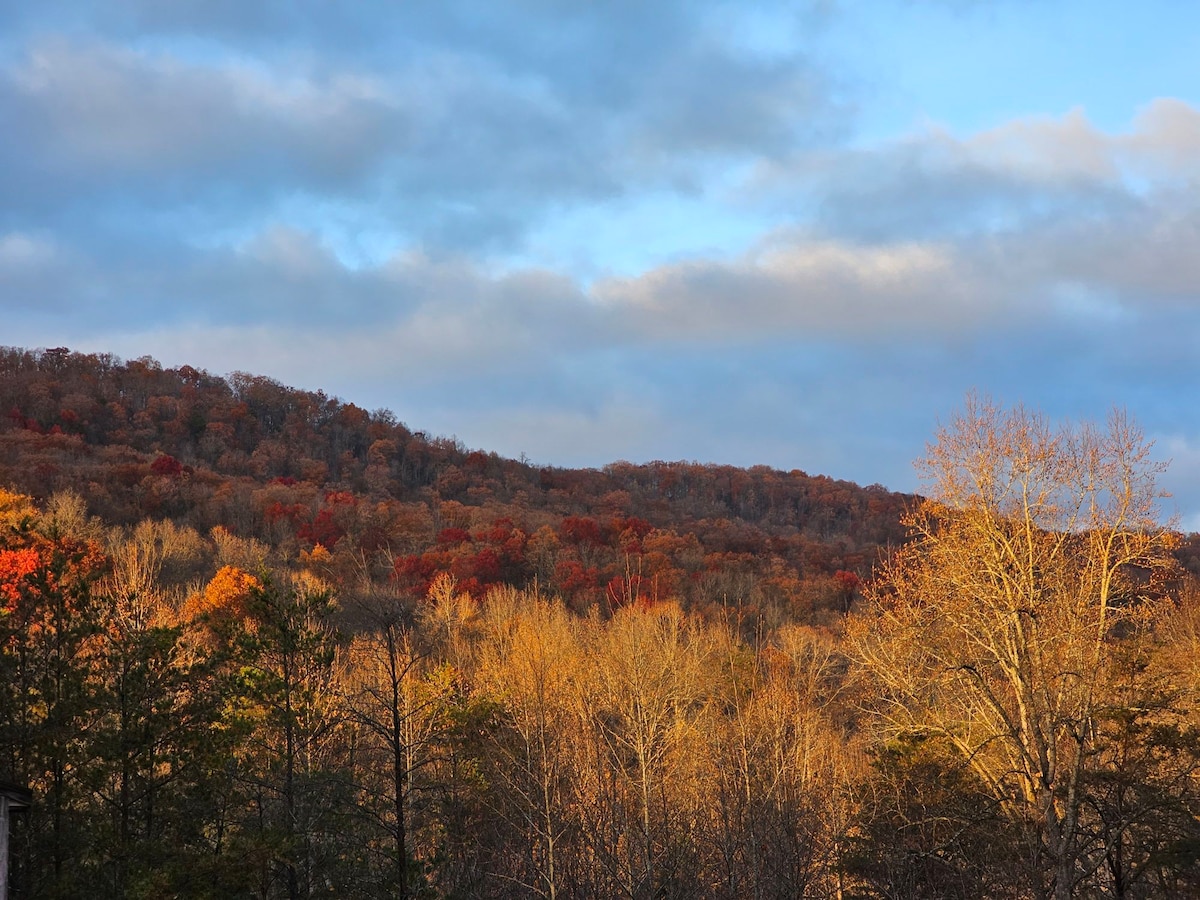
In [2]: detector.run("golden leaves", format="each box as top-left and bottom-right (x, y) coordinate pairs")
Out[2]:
(184, 564), (261, 623)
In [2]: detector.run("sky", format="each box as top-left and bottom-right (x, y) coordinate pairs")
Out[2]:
(3, 1), (1200, 523)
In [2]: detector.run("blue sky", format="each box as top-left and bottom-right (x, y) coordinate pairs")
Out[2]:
(3, 1), (1200, 523)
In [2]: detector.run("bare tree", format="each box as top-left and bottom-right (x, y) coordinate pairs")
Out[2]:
(848, 396), (1174, 900)
(584, 603), (714, 899)
(706, 624), (859, 900)
(475, 587), (581, 899)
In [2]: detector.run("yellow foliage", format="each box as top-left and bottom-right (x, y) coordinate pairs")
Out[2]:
(0, 488), (36, 535)
(290, 569), (333, 603)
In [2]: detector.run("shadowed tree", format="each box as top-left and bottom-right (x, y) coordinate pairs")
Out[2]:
(230, 575), (349, 899)
(343, 588), (459, 900)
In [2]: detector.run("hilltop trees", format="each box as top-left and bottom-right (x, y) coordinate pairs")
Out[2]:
(0, 346), (911, 634)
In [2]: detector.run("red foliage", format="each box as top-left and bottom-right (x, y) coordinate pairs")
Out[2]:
(614, 516), (653, 539)
(298, 508), (345, 549)
(555, 559), (598, 595)
(0, 548), (40, 607)
(265, 502), (307, 526)
(562, 516), (604, 546)
(475, 517), (515, 544)
(392, 551), (453, 598)
(614, 516), (653, 554)
(437, 527), (472, 546)
(151, 454), (184, 477)
(470, 547), (502, 583)
(833, 570), (861, 592)
(0, 534), (109, 621)
(606, 573), (652, 609)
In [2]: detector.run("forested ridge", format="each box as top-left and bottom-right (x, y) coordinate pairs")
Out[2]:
(0, 346), (907, 618)
(2, 346), (1200, 899)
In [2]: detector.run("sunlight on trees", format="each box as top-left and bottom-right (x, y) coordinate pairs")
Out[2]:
(848, 395), (1183, 899)
(3, 373), (1200, 898)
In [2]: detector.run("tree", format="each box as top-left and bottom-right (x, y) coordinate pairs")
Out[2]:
(230, 575), (349, 899)
(846, 732), (1020, 900)
(705, 624), (856, 900)
(848, 396), (1175, 900)
(584, 603), (713, 899)
(344, 593), (457, 900)
(85, 584), (217, 897)
(0, 497), (110, 896)
(474, 588), (582, 900)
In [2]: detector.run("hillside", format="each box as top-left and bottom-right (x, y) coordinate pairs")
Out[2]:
(0, 344), (911, 620)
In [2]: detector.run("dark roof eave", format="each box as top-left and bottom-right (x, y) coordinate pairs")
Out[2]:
(0, 781), (32, 809)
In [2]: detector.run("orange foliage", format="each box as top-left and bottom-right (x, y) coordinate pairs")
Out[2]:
(185, 565), (261, 623)
(301, 543), (333, 566)
(0, 534), (109, 630)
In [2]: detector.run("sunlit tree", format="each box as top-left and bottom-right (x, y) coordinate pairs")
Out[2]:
(848, 396), (1176, 899)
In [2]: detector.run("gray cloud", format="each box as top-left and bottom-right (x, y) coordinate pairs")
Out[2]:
(0, 39), (407, 243)
(593, 236), (1000, 339)
(0, 4), (840, 254)
(9, 159), (1200, 360)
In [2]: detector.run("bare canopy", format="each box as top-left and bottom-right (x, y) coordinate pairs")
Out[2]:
(848, 395), (1176, 900)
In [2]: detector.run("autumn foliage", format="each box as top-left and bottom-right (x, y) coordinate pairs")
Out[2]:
(2, 350), (1200, 898)
(184, 563), (261, 622)
(0, 547), (39, 606)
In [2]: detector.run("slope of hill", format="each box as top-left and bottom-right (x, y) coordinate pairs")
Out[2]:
(0, 344), (912, 618)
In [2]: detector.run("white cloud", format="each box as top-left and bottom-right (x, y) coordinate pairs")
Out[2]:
(593, 237), (996, 338)
(964, 107), (1117, 184)
(748, 100), (1200, 245)
(1126, 98), (1200, 180)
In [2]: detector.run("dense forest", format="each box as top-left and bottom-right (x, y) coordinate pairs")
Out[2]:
(2, 347), (1200, 899)
(0, 346), (909, 622)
